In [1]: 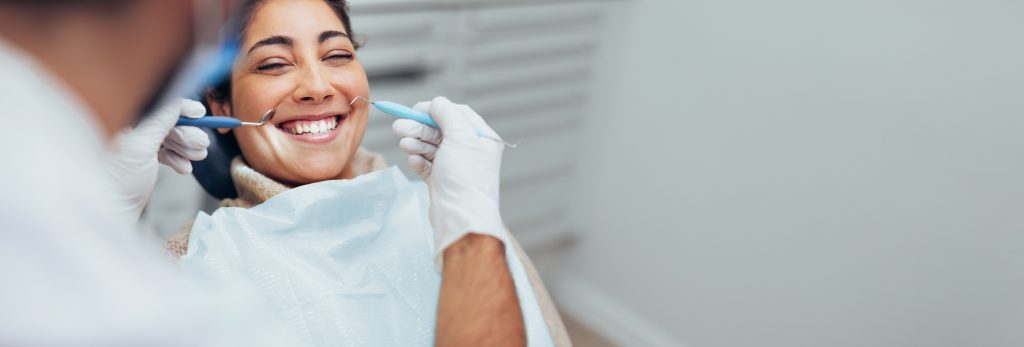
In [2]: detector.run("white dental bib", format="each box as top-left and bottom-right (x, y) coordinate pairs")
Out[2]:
(180, 167), (553, 346)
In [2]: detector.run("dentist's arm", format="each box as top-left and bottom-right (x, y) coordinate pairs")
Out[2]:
(437, 234), (525, 346)
(392, 97), (525, 346)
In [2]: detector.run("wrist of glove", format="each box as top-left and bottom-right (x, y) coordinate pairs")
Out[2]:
(391, 96), (508, 269)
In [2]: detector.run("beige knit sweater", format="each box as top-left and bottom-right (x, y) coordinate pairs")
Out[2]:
(165, 148), (571, 346)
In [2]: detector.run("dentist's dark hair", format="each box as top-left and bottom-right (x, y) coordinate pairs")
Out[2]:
(193, 0), (359, 200)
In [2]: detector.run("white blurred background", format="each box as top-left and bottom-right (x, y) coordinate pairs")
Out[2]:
(144, 0), (1024, 346)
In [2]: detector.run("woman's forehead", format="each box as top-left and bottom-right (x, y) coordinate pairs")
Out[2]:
(243, 0), (348, 46)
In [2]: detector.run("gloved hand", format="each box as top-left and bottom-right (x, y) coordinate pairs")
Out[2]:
(391, 96), (507, 265)
(107, 98), (209, 222)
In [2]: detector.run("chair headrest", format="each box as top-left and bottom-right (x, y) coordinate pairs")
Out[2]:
(191, 127), (241, 200)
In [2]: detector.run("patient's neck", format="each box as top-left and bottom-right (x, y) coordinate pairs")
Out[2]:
(335, 164), (355, 181)
(272, 162), (356, 187)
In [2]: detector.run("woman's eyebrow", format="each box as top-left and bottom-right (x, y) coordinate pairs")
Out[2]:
(248, 35), (293, 54)
(319, 30), (349, 43)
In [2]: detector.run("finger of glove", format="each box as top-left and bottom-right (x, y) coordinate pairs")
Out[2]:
(158, 126), (206, 161)
(459, 104), (504, 141)
(129, 100), (183, 153)
(428, 96), (473, 132)
(166, 126), (211, 151)
(407, 154), (433, 179)
(179, 98), (207, 118)
(392, 119), (441, 145)
(412, 101), (431, 113)
(399, 137), (437, 160)
(158, 148), (193, 174)
(134, 98), (205, 142)
(163, 139), (208, 161)
(429, 97), (502, 144)
(163, 131), (209, 160)
(412, 101), (446, 137)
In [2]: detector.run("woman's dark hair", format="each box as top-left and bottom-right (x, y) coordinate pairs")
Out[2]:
(204, 0), (359, 104)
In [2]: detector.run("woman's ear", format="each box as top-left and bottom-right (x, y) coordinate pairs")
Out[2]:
(206, 94), (233, 135)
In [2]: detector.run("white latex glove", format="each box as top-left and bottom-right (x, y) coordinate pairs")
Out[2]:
(107, 98), (209, 222)
(392, 96), (507, 266)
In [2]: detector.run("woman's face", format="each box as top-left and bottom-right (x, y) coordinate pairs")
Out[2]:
(209, 0), (369, 185)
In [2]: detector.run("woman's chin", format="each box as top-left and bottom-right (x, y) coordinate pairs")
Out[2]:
(285, 156), (351, 183)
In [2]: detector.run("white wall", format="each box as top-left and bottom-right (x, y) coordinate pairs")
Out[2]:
(559, 0), (1024, 346)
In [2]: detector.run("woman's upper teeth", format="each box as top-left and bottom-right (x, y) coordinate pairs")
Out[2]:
(282, 116), (338, 135)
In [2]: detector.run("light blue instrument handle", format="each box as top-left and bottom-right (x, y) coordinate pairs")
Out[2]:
(373, 101), (440, 128)
(176, 116), (242, 129)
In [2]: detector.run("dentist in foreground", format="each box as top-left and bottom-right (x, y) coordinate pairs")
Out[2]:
(0, 0), (530, 346)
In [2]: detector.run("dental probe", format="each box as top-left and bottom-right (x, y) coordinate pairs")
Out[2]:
(351, 96), (438, 127)
(176, 109), (276, 129)
(350, 96), (518, 148)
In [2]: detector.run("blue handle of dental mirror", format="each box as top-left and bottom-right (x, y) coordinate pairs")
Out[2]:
(176, 116), (242, 129)
(373, 101), (440, 128)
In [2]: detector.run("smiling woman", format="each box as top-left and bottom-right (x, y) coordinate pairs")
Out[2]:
(206, 0), (370, 186)
(164, 0), (570, 345)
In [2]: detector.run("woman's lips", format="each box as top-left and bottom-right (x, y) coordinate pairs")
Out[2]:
(275, 114), (345, 144)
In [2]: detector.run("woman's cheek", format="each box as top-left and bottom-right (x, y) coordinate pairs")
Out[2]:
(238, 78), (292, 114)
(332, 67), (369, 92)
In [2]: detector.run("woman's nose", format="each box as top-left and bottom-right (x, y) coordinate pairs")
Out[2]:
(292, 66), (334, 104)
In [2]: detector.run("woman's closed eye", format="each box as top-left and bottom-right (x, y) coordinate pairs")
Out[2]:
(323, 51), (354, 65)
(254, 58), (293, 74)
